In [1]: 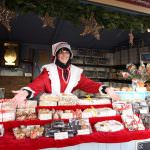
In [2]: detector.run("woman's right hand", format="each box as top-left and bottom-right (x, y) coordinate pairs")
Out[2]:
(105, 87), (120, 101)
(11, 90), (29, 108)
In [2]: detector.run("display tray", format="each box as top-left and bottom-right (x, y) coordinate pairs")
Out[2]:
(115, 91), (150, 102)
(1, 116), (150, 150)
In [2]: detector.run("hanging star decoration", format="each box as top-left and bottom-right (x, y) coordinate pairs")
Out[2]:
(80, 12), (104, 40)
(0, 5), (16, 31)
(40, 12), (55, 28)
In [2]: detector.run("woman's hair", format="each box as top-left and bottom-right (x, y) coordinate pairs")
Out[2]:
(56, 47), (72, 57)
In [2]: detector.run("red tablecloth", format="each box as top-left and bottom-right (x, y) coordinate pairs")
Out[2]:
(1, 116), (150, 150)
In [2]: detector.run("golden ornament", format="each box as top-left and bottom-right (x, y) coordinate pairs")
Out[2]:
(80, 13), (104, 40)
(128, 31), (134, 46)
(0, 5), (16, 31)
(40, 12), (55, 28)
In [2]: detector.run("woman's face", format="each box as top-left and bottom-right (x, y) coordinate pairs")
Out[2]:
(57, 49), (70, 64)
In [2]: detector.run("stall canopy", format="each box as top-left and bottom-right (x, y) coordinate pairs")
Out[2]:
(0, 0), (150, 50)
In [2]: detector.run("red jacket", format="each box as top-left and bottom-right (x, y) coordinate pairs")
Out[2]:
(26, 65), (102, 97)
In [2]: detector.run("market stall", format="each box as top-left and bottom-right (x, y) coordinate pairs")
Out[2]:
(0, 91), (150, 150)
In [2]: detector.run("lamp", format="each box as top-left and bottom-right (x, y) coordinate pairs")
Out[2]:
(3, 42), (19, 66)
(4, 48), (17, 65)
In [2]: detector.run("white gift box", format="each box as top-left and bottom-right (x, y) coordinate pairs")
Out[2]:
(78, 100), (93, 105)
(61, 113), (73, 119)
(78, 98), (111, 105)
(77, 129), (91, 135)
(95, 120), (124, 132)
(0, 101), (16, 122)
(59, 93), (78, 101)
(18, 100), (37, 108)
(58, 100), (77, 106)
(0, 113), (2, 122)
(39, 93), (59, 101)
(39, 100), (57, 106)
(0, 124), (4, 136)
(38, 113), (52, 120)
(2, 102), (15, 111)
(112, 101), (133, 115)
(92, 98), (111, 104)
(97, 109), (117, 117)
(82, 112), (93, 118)
(121, 114), (145, 131)
(2, 111), (16, 122)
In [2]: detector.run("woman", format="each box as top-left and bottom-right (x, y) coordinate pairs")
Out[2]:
(12, 42), (119, 107)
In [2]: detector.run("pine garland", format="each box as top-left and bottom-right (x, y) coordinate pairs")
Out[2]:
(1, 0), (150, 32)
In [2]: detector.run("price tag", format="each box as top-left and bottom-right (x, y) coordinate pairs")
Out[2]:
(77, 129), (90, 135)
(54, 132), (68, 140)
(140, 108), (149, 114)
(61, 113), (73, 119)
(39, 114), (52, 120)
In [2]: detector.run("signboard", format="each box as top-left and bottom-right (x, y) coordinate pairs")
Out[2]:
(136, 139), (150, 150)
(140, 53), (150, 63)
(119, 0), (150, 8)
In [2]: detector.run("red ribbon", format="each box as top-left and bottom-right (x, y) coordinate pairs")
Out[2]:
(0, 109), (7, 113)
(115, 103), (131, 111)
(0, 98), (12, 103)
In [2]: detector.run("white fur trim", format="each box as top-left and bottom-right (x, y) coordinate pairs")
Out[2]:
(21, 87), (35, 99)
(41, 64), (60, 95)
(64, 64), (83, 94)
(41, 63), (83, 95)
(52, 42), (73, 58)
(99, 85), (107, 95)
(41, 64), (49, 72)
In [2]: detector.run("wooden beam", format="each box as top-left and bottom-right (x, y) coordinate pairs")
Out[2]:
(87, 0), (150, 15)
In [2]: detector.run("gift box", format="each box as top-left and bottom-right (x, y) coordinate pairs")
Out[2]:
(0, 124), (4, 136)
(112, 101), (133, 115)
(18, 100), (37, 108)
(58, 100), (77, 106)
(38, 109), (52, 120)
(132, 101), (149, 114)
(121, 114), (145, 131)
(94, 120), (124, 132)
(2, 110), (16, 122)
(39, 93), (59, 102)
(78, 98), (111, 105)
(39, 100), (57, 106)
(139, 113), (150, 129)
(69, 118), (92, 135)
(16, 108), (37, 120)
(0, 101), (16, 122)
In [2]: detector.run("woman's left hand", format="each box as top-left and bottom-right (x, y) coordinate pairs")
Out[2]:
(11, 90), (28, 108)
